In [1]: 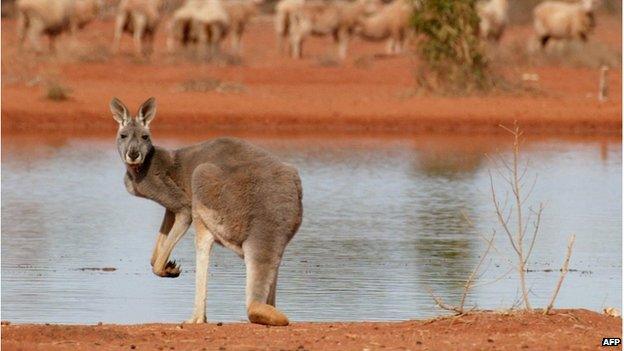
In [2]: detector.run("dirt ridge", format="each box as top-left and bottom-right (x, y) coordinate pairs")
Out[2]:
(2, 309), (621, 351)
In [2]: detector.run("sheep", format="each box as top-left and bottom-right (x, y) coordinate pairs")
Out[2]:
(112, 0), (162, 56)
(283, 0), (381, 59)
(191, 0), (230, 58)
(533, 0), (597, 48)
(285, 0), (340, 59)
(352, 0), (415, 55)
(274, 0), (304, 54)
(166, 0), (205, 53)
(16, 0), (101, 53)
(222, 0), (264, 55)
(477, 0), (508, 42)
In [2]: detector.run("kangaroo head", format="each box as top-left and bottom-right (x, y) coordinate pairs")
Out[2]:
(110, 97), (157, 166)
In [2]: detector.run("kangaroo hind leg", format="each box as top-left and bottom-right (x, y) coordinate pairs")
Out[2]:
(243, 240), (288, 326)
(186, 216), (214, 323)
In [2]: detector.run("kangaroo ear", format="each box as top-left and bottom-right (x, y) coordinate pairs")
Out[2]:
(110, 97), (130, 125)
(137, 97), (157, 127)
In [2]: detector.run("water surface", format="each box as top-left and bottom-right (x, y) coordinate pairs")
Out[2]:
(2, 134), (621, 323)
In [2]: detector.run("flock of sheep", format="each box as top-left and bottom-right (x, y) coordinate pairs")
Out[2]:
(14, 0), (600, 60)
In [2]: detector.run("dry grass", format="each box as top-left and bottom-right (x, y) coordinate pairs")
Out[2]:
(317, 55), (340, 68)
(45, 81), (71, 101)
(507, 0), (621, 25)
(491, 38), (621, 69)
(178, 78), (246, 94)
(179, 78), (222, 92)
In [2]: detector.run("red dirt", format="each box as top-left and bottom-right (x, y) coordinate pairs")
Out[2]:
(2, 309), (621, 351)
(1, 15), (621, 136)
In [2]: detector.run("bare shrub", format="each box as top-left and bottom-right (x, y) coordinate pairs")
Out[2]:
(429, 124), (578, 314)
(487, 124), (544, 310)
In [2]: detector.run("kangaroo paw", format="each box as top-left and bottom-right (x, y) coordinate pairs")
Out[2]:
(154, 260), (181, 278)
(163, 260), (181, 277)
(247, 302), (289, 326)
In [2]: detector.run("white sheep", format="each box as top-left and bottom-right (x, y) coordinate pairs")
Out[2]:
(166, 0), (205, 53)
(533, 0), (597, 48)
(353, 0), (415, 55)
(191, 0), (230, 58)
(112, 0), (162, 56)
(16, 0), (101, 53)
(275, 0), (305, 54)
(223, 0), (264, 55)
(477, 0), (508, 42)
(283, 0), (381, 59)
(285, 0), (339, 59)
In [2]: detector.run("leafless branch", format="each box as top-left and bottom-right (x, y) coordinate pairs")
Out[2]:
(490, 172), (521, 256)
(544, 235), (576, 314)
(427, 287), (470, 315)
(524, 203), (544, 264)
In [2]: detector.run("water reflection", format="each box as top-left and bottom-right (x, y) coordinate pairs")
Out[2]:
(1, 134), (621, 323)
(408, 142), (486, 299)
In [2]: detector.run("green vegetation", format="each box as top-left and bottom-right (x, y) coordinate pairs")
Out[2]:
(413, 0), (493, 93)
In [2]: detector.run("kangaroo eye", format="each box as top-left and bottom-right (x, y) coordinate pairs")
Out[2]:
(142, 135), (149, 140)
(120, 134), (128, 139)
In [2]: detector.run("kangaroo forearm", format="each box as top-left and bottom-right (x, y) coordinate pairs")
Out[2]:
(148, 177), (192, 213)
(159, 209), (175, 234)
(152, 211), (192, 277)
(153, 194), (191, 213)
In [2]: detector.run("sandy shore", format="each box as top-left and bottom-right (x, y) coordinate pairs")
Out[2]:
(2, 309), (620, 351)
(1, 16), (621, 136)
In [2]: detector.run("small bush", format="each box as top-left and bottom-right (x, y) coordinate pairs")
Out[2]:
(45, 81), (71, 101)
(413, 0), (495, 93)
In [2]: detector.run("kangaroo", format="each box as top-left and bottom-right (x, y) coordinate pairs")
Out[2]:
(110, 97), (303, 326)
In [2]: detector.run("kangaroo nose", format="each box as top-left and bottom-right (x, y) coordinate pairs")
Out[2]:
(128, 150), (140, 160)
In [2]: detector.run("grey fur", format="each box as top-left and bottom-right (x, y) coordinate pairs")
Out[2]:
(110, 97), (303, 324)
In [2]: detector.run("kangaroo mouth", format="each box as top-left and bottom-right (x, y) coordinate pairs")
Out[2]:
(125, 154), (142, 165)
